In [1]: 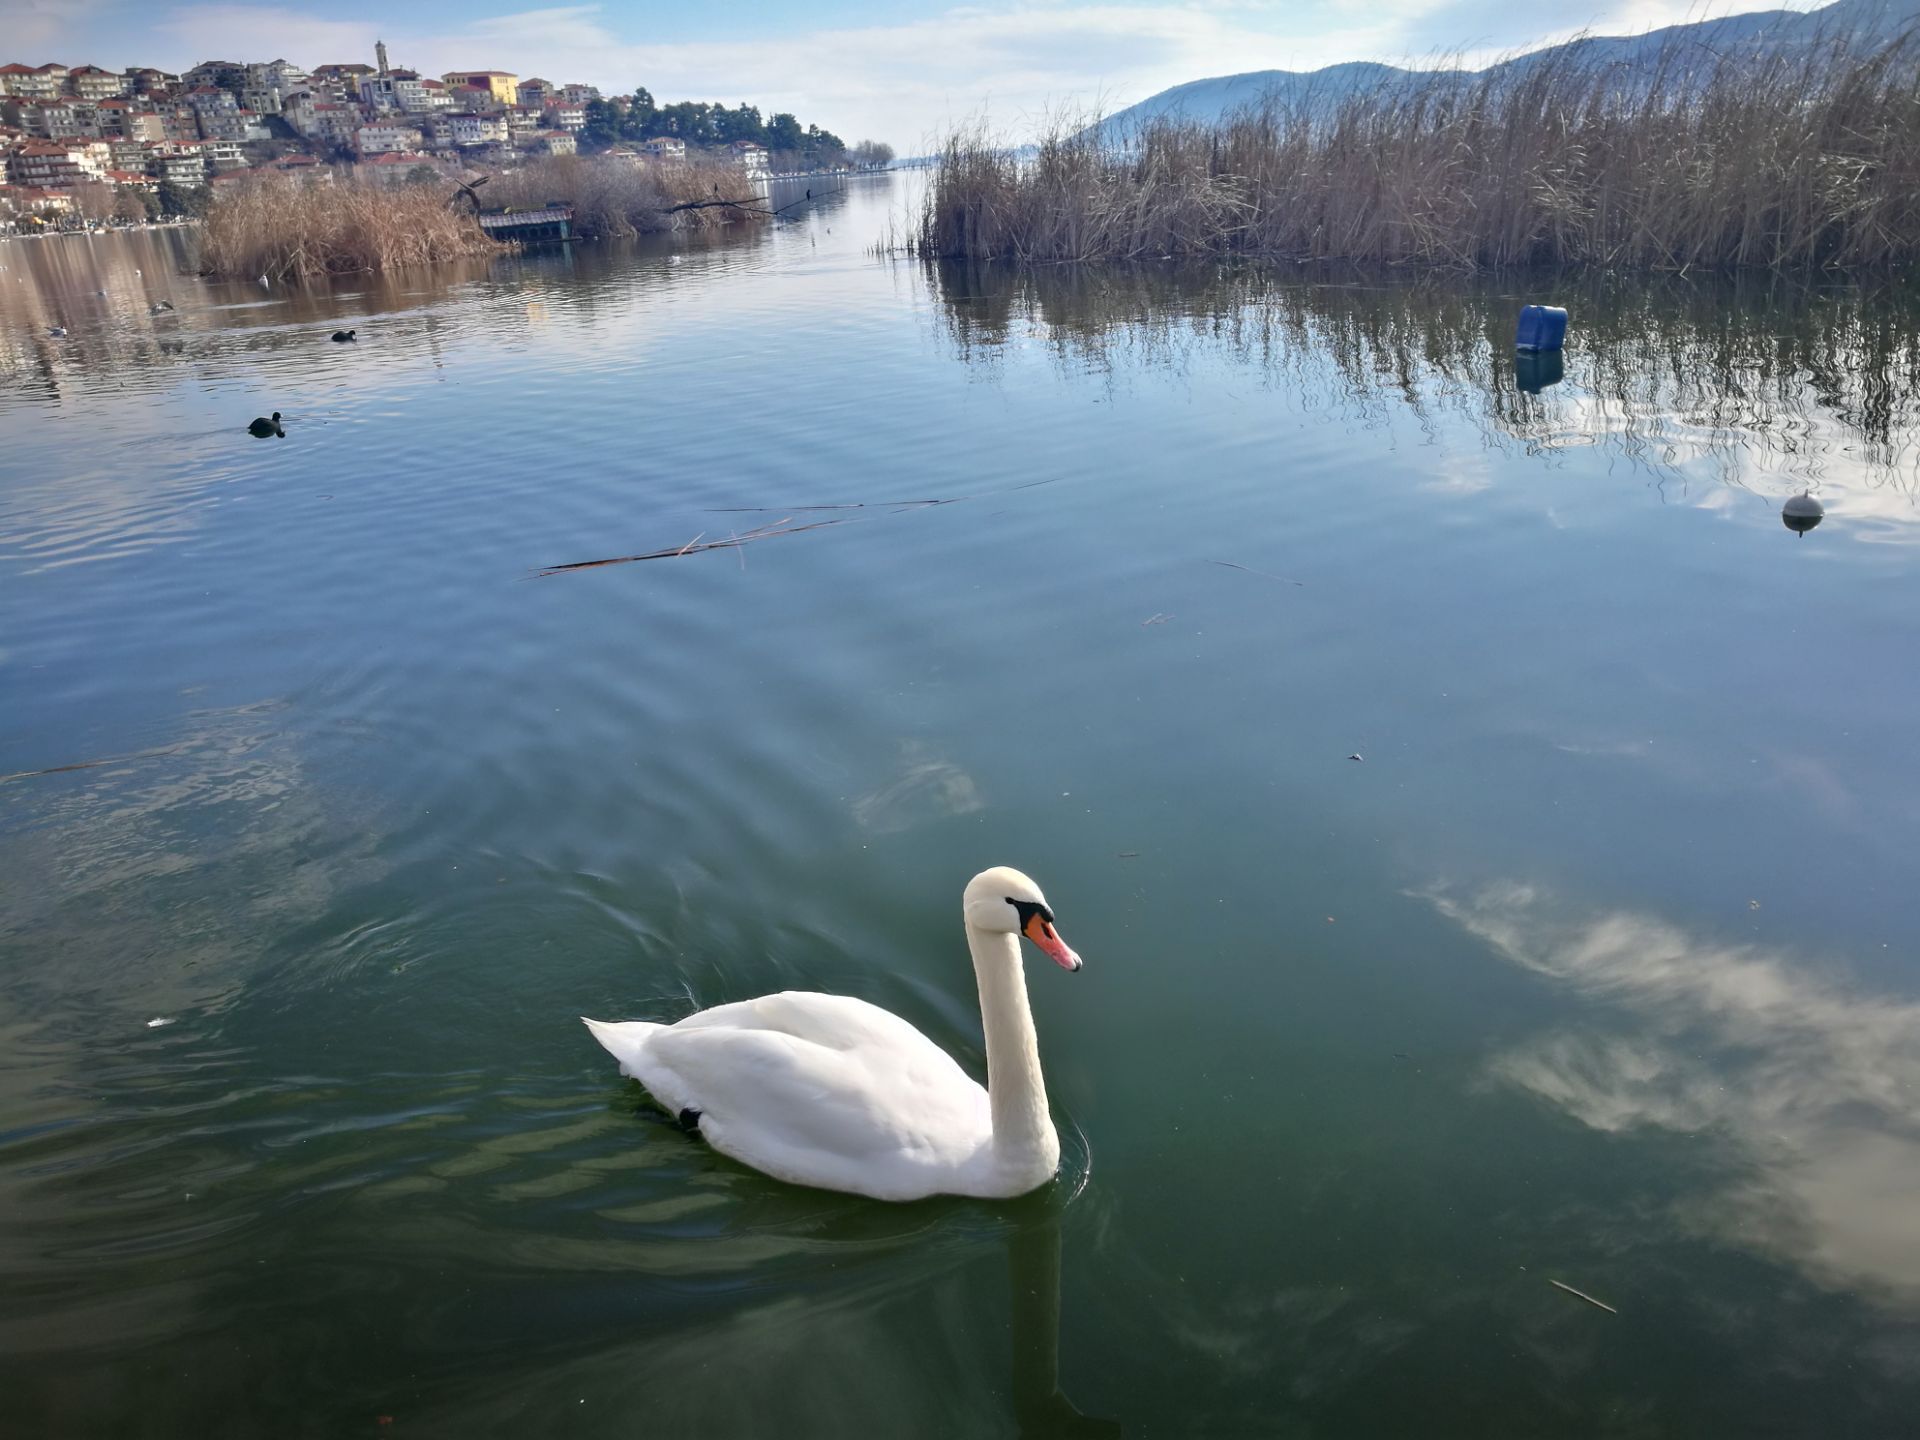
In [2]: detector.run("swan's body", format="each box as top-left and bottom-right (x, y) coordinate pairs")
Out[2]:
(584, 866), (1083, 1202)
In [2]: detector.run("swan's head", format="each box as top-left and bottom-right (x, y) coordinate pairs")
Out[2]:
(964, 866), (1082, 972)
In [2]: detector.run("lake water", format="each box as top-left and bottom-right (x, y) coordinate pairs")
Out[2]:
(5, 176), (1920, 1437)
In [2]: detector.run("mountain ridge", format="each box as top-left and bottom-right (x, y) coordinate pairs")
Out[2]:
(1082, 0), (1920, 143)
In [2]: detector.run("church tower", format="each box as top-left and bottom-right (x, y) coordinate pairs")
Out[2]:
(376, 40), (389, 76)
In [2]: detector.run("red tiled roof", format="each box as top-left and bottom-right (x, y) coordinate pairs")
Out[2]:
(32, 64), (69, 75)
(0, 64), (34, 75)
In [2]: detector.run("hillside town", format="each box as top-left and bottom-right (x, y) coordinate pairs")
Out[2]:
(0, 45), (872, 228)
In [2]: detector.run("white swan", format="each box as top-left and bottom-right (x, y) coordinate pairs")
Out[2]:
(583, 866), (1084, 1201)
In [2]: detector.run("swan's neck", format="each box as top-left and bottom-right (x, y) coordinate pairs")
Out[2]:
(966, 922), (1058, 1173)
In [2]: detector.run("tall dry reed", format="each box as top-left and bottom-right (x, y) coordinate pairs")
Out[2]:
(200, 176), (499, 279)
(918, 31), (1920, 270)
(485, 156), (770, 238)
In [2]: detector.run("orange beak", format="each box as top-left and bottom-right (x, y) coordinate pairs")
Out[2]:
(1024, 911), (1083, 971)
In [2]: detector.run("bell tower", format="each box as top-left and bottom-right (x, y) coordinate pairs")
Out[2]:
(376, 40), (389, 76)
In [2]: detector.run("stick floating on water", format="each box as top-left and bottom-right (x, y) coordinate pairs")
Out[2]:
(1208, 559), (1305, 585)
(1549, 1279), (1618, 1314)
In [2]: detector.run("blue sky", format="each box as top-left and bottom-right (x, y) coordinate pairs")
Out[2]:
(10, 1), (1824, 144)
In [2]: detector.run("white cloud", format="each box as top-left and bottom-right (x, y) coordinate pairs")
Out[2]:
(1435, 883), (1920, 1302)
(156, 5), (381, 66)
(33, 1), (1841, 145)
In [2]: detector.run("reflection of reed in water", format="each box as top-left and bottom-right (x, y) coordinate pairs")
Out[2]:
(929, 260), (1920, 502)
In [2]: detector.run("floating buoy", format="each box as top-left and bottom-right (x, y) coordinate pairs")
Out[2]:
(1782, 493), (1824, 536)
(1516, 304), (1568, 352)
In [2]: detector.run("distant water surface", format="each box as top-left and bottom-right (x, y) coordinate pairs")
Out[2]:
(4, 178), (1920, 1437)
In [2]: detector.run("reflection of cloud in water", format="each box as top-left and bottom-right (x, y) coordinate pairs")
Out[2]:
(851, 742), (984, 833)
(1434, 883), (1920, 1300)
(0, 700), (381, 1027)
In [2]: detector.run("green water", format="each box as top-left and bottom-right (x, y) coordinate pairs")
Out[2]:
(5, 179), (1920, 1437)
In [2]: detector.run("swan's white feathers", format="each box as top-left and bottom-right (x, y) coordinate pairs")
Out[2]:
(583, 866), (1068, 1203)
(585, 992), (995, 1201)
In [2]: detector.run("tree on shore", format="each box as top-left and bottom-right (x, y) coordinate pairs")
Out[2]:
(850, 140), (894, 169)
(577, 86), (854, 167)
(112, 187), (153, 223)
(71, 181), (118, 223)
(156, 180), (211, 219)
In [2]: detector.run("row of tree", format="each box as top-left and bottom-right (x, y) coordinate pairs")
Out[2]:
(579, 90), (888, 170)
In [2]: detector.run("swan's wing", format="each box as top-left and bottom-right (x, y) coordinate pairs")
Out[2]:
(641, 992), (991, 1200)
(672, 990), (960, 1059)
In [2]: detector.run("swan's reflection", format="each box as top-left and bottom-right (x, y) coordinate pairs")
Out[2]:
(1433, 883), (1920, 1303)
(1009, 1207), (1122, 1438)
(409, 1186), (1119, 1434)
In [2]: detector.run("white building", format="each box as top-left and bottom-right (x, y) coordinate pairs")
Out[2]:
(10, 102), (98, 139)
(68, 66), (128, 101)
(730, 140), (770, 178)
(185, 86), (238, 114)
(445, 113), (506, 146)
(355, 122), (421, 154)
(198, 109), (269, 143)
(641, 136), (686, 161)
(543, 101), (585, 131)
(9, 139), (107, 187)
(284, 94), (362, 146)
(148, 145), (209, 186)
(2, 65), (69, 101)
(404, 79), (452, 114)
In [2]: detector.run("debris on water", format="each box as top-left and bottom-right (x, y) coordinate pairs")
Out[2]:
(0, 742), (186, 785)
(1348, 753), (1364, 762)
(146, 1017), (176, 1029)
(1142, 613), (1173, 626)
(1550, 1279), (1618, 1314)
(1118, 851), (1140, 858)
(1207, 559), (1305, 585)
(551, 479), (1066, 576)
(1748, 899), (1761, 910)
(538, 516), (848, 574)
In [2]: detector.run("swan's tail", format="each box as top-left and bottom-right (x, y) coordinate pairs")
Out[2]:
(581, 1016), (664, 1080)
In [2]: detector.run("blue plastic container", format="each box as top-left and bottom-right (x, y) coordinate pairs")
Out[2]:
(1515, 304), (1568, 352)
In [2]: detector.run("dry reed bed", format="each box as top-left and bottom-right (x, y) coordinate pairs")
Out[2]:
(917, 34), (1920, 270)
(485, 156), (771, 238)
(201, 156), (771, 277)
(201, 179), (499, 280)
